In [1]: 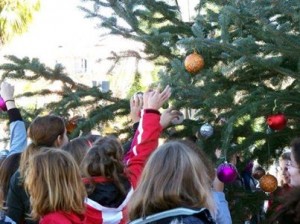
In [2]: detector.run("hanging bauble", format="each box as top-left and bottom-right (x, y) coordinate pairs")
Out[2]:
(200, 123), (214, 138)
(259, 174), (278, 193)
(252, 168), (266, 180)
(66, 116), (81, 134)
(217, 162), (238, 183)
(267, 114), (287, 131)
(171, 112), (184, 125)
(184, 52), (204, 74)
(0, 97), (7, 111)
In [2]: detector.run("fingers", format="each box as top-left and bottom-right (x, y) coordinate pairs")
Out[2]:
(143, 85), (171, 110)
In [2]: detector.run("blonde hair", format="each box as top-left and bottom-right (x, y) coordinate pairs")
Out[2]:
(128, 141), (215, 220)
(20, 115), (66, 179)
(24, 148), (86, 220)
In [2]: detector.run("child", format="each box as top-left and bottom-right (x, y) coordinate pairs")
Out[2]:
(128, 140), (216, 224)
(24, 148), (86, 224)
(82, 86), (172, 223)
(6, 115), (68, 224)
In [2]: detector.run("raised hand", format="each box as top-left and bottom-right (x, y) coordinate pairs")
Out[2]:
(160, 108), (182, 129)
(143, 85), (171, 110)
(0, 81), (16, 110)
(1, 81), (14, 102)
(130, 93), (143, 123)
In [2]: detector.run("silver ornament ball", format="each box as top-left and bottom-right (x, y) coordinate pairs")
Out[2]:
(200, 123), (214, 138)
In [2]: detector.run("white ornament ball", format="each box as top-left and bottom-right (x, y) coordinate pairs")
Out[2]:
(200, 123), (214, 138)
(171, 112), (184, 125)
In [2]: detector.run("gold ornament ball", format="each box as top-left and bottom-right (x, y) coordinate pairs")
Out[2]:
(184, 52), (205, 74)
(259, 174), (278, 193)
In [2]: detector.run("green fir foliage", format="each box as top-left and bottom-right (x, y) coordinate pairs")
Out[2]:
(79, 0), (300, 222)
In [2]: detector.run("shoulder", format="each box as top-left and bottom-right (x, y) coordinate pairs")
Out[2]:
(40, 213), (71, 224)
(180, 216), (206, 224)
(2, 216), (16, 224)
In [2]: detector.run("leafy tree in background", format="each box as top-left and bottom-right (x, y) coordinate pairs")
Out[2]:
(0, 0), (40, 45)
(80, 0), (300, 223)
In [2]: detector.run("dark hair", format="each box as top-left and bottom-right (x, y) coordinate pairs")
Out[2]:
(280, 151), (291, 161)
(84, 134), (101, 145)
(81, 136), (127, 195)
(270, 187), (300, 223)
(291, 138), (300, 168)
(62, 137), (90, 166)
(0, 150), (9, 166)
(28, 115), (65, 146)
(0, 152), (21, 201)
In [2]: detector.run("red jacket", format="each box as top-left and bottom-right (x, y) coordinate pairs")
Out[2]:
(39, 211), (84, 224)
(84, 109), (162, 224)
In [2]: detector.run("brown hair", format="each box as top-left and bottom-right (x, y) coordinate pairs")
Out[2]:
(24, 148), (86, 220)
(19, 115), (66, 179)
(270, 187), (300, 223)
(128, 140), (215, 220)
(0, 152), (21, 202)
(0, 188), (4, 210)
(291, 138), (300, 169)
(177, 139), (215, 181)
(62, 137), (90, 166)
(280, 151), (291, 161)
(81, 136), (127, 195)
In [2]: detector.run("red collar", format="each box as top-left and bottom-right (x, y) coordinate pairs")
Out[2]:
(82, 176), (113, 184)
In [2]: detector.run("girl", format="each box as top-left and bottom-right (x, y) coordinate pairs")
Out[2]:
(62, 137), (91, 166)
(128, 141), (216, 224)
(82, 86), (172, 224)
(270, 138), (300, 223)
(25, 149), (86, 224)
(6, 115), (68, 224)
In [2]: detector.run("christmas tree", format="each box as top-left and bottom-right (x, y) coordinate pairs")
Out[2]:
(0, 56), (132, 139)
(79, 0), (300, 222)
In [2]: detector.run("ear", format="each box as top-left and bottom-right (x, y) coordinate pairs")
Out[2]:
(54, 134), (63, 148)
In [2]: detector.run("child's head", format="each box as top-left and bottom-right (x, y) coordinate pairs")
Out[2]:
(24, 148), (86, 220)
(20, 115), (68, 178)
(128, 140), (215, 220)
(289, 138), (300, 186)
(81, 136), (126, 194)
(28, 115), (68, 147)
(62, 137), (91, 166)
(0, 152), (21, 201)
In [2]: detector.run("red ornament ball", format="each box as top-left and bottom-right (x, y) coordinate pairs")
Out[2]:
(259, 174), (278, 193)
(184, 52), (204, 74)
(267, 114), (287, 130)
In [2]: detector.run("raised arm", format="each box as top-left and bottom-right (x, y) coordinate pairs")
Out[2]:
(126, 86), (171, 188)
(0, 82), (27, 156)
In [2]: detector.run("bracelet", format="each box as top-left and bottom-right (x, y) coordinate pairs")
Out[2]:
(5, 99), (15, 103)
